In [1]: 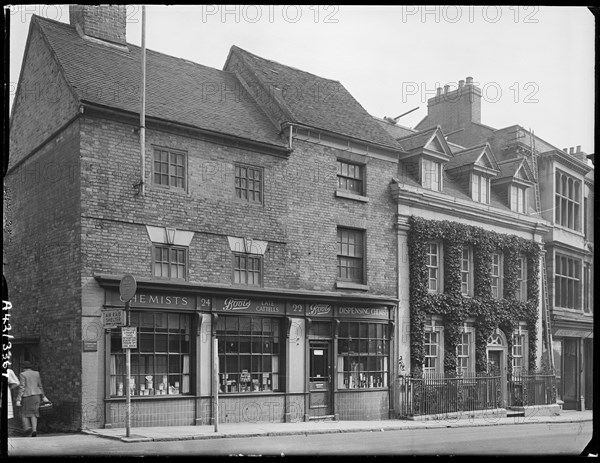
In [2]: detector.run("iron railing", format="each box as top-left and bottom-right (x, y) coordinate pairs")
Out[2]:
(397, 373), (502, 417)
(398, 371), (556, 417)
(507, 371), (557, 407)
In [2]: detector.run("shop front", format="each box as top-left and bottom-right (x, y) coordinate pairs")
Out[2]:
(98, 283), (396, 428)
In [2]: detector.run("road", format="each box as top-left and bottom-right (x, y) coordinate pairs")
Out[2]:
(7, 421), (593, 456)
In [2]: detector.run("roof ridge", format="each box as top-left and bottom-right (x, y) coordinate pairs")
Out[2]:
(230, 45), (341, 84)
(35, 14), (233, 77)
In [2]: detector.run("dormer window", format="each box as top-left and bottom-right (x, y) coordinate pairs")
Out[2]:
(471, 172), (490, 204)
(421, 158), (441, 191)
(510, 185), (527, 213)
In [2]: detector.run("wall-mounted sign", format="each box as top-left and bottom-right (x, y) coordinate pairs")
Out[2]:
(306, 303), (333, 317)
(83, 341), (97, 352)
(102, 309), (126, 328)
(106, 289), (195, 310)
(121, 327), (137, 349)
(119, 274), (137, 302)
(214, 297), (284, 314)
(336, 306), (389, 320)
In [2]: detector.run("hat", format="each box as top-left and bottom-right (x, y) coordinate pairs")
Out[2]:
(21, 361), (33, 369)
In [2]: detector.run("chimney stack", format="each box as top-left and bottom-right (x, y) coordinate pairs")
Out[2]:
(576, 145), (581, 153)
(466, 76), (473, 85)
(443, 85), (450, 95)
(569, 147), (575, 154)
(69, 5), (127, 46)
(458, 79), (465, 88)
(437, 87), (443, 96)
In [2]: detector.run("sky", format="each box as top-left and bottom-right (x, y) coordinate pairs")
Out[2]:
(7, 5), (596, 155)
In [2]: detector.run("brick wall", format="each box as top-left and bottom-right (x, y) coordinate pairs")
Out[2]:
(4, 119), (83, 428)
(69, 5), (127, 45)
(78, 116), (398, 296)
(9, 22), (80, 169)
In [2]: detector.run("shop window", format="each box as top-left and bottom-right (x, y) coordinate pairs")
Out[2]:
(235, 163), (263, 204)
(461, 245), (473, 296)
(515, 256), (527, 302)
(109, 311), (191, 397)
(337, 160), (364, 195)
(233, 253), (262, 286)
(337, 322), (389, 388)
(153, 245), (187, 280)
(491, 252), (503, 299)
(153, 147), (186, 191)
(422, 158), (442, 191)
(555, 254), (581, 309)
(426, 242), (443, 293)
(555, 170), (581, 231)
(337, 228), (365, 283)
(216, 316), (281, 393)
(456, 329), (474, 377)
(511, 328), (528, 376)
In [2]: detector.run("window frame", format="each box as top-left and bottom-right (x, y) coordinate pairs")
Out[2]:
(491, 252), (503, 299)
(152, 147), (187, 192)
(421, 158), (442, 191)
(471, 172), (490, 204)
(426, 241), (443, 294)
(152, 244), (188, 281)
(337, 321), (389, 389)
(461, 245), (473, 297)
(510, 185), (527, 213)
(423, 317), (444, 377)
(109, 311), (193, 397)
(554, 254), (582, 310)
(235, 163), (264, 205)
(337, 159), (365, 196)
(337, 228), (365, 284)
(232, 252), (263, 287)
(456, 328), (475, 377)
(555, 169), (581, 231)
(216, 316), (282, 393)
(511, 328), (528, 376)
(515, 255), (528, 302)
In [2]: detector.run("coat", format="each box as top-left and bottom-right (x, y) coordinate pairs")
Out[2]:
(16, 369), (45, 401)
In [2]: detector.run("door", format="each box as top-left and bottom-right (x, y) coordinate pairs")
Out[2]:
(563, 338), (578, 410)
(309, 341), (332, 418)
(487, 349), (507, 408)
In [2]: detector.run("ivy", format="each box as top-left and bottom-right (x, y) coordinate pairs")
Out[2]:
(407, 216), (541, 376)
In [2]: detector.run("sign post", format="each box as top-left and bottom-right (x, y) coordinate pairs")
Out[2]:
(119, 274), (137, 438)
(213, 337), (219, 433)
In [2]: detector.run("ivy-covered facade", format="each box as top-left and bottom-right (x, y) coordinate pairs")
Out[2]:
(406, 216), (540, 376)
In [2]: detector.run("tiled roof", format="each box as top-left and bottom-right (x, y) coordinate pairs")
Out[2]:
(228, 46), (402, 149)
(445, 144), (499, 171)
(373, 117), (417, 140)
(396, 127), (438, 152)
(496, 158), (526, 180)
(34, 16), (287, 147)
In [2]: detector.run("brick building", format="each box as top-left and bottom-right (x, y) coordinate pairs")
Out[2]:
(414, 78), (594, 411)
(6, 6), (402, 430)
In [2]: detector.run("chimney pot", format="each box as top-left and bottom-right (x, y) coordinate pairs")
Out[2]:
(444, 85), (450, 95)
(569, 147), (575, 154)
(437, 87), (442, 96)
(563, 148), (568, 152)
(459, 80), (465, 88)
(466, 76), (473, 85)
(576, 145), (581, 153)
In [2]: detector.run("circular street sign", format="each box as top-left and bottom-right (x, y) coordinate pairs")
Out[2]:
(119, 274), (137, 302)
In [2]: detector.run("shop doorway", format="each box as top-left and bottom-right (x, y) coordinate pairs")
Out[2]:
(308, 341), (333, 418)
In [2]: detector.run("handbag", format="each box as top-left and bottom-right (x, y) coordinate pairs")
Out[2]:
(39, 399), (53, 415)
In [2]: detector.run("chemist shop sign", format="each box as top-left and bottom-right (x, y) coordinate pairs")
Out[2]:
(106, 289), (196, 310)
(214, 297), (284, 315)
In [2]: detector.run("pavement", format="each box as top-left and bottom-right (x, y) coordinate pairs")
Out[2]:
(79, 409), (593, 443)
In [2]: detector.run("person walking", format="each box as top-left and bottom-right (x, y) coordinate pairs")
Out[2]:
(15, 361), (50, 437)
